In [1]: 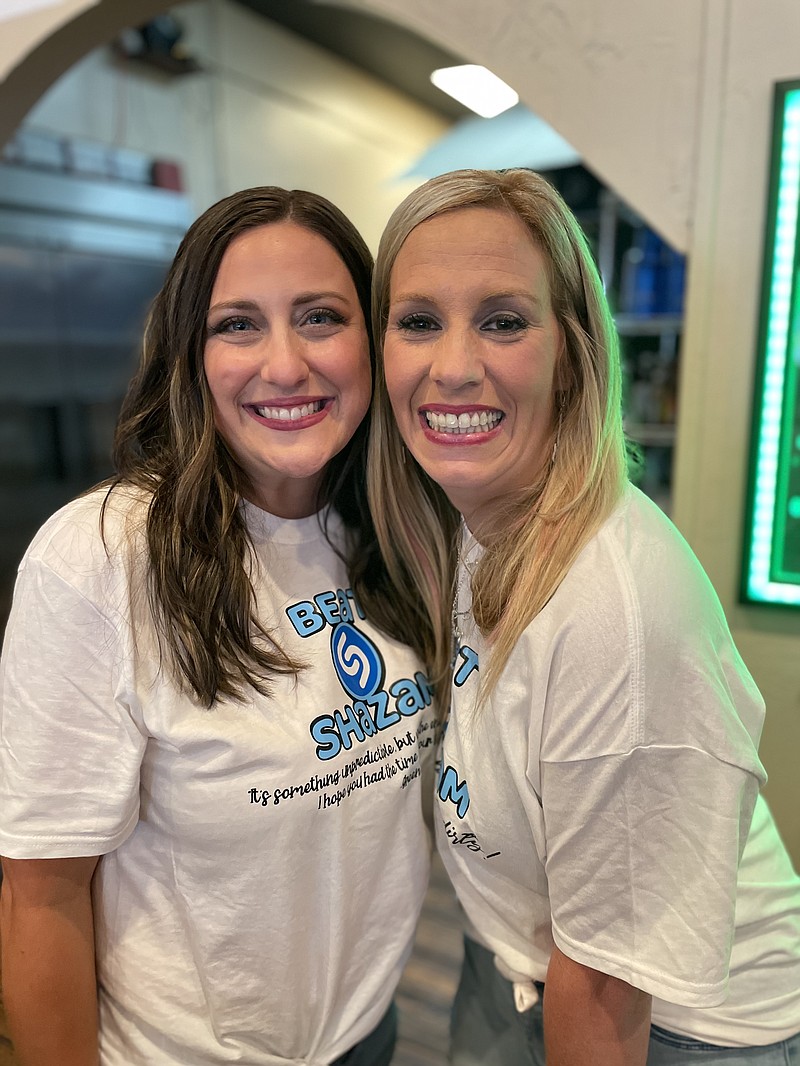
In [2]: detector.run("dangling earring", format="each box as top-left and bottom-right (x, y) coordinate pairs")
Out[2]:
(551, 394), (566, 465)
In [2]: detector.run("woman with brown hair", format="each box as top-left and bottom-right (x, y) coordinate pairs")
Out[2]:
(0, 186), (435, 1066)
(369, 168), (800, 1066)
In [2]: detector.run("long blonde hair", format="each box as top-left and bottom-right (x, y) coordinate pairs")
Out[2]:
(368, 169), (628, 700)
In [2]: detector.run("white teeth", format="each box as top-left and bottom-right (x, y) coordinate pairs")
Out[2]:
(255, 400), (324, 421)
(424, 410), (502, 435)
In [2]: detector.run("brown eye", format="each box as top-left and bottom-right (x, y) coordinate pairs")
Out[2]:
(397, 313), (438, 332)
(484, 314), (527, 333)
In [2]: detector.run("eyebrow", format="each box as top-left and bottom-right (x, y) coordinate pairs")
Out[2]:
(389, 291), (436, 306)
(391, 289), (543, 307)
(207, 291), (353, 315)
(292, 290), (353, 306)
(207, 299), (259, 315)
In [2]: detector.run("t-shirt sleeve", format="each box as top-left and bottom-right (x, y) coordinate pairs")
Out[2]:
(0, 554), (147, 858)
(537, 529), (767, 1008)
(542, 747), (760, 1006)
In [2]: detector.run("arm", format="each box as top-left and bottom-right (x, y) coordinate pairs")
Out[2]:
(1, 855), (100, 1066)
(543, 945), (651, 1066)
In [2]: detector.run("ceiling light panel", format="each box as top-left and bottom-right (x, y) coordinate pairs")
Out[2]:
(430, 65), (519, 118)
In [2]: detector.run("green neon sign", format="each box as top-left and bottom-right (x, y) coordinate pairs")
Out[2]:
(742, 80), (800, 606)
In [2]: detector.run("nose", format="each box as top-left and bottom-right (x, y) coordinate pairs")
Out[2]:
(260, 327), (310, 390)
(429, 326), (484, 392)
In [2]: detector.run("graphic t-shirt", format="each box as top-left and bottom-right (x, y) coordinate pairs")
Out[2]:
(0, 486), (436, 1065)
(436, 484), (800, 1046)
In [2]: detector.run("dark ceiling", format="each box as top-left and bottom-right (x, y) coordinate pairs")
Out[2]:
(232, 0), (470, 121)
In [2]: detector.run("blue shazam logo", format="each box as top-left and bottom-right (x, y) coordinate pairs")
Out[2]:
(330, 622), (384, 700)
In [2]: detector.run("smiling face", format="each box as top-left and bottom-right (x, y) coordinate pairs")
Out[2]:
(383, 206), (564, 533)
(204, 221), (371, 518)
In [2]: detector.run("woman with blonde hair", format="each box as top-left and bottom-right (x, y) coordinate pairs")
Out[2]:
(368, 168), (800, 1065)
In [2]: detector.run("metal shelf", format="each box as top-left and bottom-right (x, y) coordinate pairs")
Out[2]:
(615, 313), (682, 337)
(625, 422), (677, 446)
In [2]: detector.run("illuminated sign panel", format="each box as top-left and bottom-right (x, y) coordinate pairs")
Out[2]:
(742, 80), (800, 606)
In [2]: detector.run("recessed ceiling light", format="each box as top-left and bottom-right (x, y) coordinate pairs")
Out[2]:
(430, 64), (519, 118)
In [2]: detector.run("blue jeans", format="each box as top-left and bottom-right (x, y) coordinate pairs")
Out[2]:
(450, 936), (800, 1066)
(332, 1002), (397, 1066)
(648, 1025), (800, 1065)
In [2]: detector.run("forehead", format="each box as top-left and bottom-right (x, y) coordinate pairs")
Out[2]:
(390, 206), (549, 298)
(212, 221), (351, 291)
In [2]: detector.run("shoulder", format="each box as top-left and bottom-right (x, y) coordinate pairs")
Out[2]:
(19, 483), (151, 608)
(557, 485), (727, 635)
(532, 485), (764, 758)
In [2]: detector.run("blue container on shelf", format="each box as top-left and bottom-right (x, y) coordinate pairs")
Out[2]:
(619, 227), (685, 316)
(620, 228), (661, 314)
(658, 245), (686, 314)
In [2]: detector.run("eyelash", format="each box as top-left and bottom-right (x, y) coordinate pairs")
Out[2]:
(483, 313), (528, 333)
(395, 312), (529, 334)
(396, 313), (438, 332)
(208, 308), (347, 335)
(210, 315), (254, 335)
(303, 308), (346, 327)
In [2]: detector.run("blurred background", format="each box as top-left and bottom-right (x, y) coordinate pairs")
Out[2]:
(0, 1), (799, 1061)
(0, 0), (686, 639)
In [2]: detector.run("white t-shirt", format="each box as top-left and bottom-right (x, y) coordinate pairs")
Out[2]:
(436, 484), (800, 1046)
(0, 486), (437, 1065)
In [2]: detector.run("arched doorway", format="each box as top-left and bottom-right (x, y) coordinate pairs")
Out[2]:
(0, 0), (694, 622)
(0, 0), (460, 632)
(1, 0), (699, 250)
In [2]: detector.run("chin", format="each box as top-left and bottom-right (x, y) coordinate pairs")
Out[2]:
(438, 479), (490, 511)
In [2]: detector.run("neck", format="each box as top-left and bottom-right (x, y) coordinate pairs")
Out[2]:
(456, 501), (503, 547)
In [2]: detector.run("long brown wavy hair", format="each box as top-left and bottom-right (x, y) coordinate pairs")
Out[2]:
(110, 186), (386, 706)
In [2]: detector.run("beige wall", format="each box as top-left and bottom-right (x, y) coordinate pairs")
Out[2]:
(670, 0), (800, 861)
(1, 0), (798, 861)
(0, 0), (177, 142)
(341, 0), (707, 252)
(11, 0), (447, 247)
(0, 0), (100, 82)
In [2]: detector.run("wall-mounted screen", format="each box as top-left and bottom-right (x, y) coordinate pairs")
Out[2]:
(742, 79), (800, 606)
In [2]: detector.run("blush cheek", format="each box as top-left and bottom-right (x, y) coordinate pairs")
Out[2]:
(383, 361), (414, 426)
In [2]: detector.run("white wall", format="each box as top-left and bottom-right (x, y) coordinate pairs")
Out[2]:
(1, 0), (799, 861)
(18, 0), (448, 247)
